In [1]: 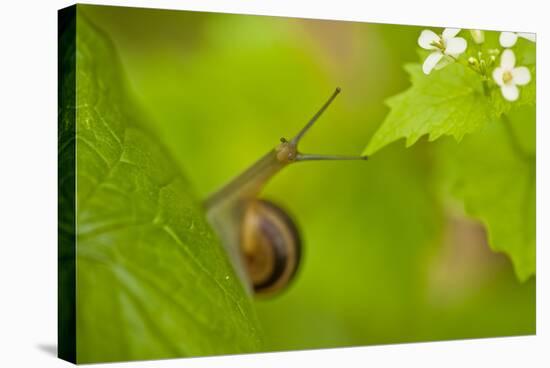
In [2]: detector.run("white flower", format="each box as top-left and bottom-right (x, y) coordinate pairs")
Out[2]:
(418, 28), (467, 74)
(499, 32), (536, 47)
(492, 49), (531, 101)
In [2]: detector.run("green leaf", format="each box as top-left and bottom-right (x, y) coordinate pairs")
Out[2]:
(71, 12), (261, 363)
(437, 105), (536, 281)
(364, 63), (490, 155)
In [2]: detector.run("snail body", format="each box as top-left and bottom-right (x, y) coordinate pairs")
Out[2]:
(204, 88), (367, 296)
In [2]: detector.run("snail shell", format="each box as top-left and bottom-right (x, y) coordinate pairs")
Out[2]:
(241, 199), (301, 295)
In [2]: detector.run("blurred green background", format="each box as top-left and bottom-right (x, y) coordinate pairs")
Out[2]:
(80, 5), (535, 352)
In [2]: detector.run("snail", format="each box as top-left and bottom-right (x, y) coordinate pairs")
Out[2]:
(204, 88), (367, 296)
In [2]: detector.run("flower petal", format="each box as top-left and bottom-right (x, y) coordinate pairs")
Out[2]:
(445, 37), (467, 55)
(501, 84), (519, 101)
(499, 32), (518, 47)
(501, 49), (516, 69)
(434, 56), (452, 70)
(492, 67), (505, 86)
(442, 28), (461, 40)
(518, 32), (536, 42)
(418, 30), (439, 50)
(512, 66), (531, 85)
(422, 51), (443, 75)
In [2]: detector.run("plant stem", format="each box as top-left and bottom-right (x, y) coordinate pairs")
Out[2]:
(482, 80), (490, 96)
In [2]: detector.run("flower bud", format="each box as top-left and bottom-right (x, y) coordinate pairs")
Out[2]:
(470, 30), (485, 44)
